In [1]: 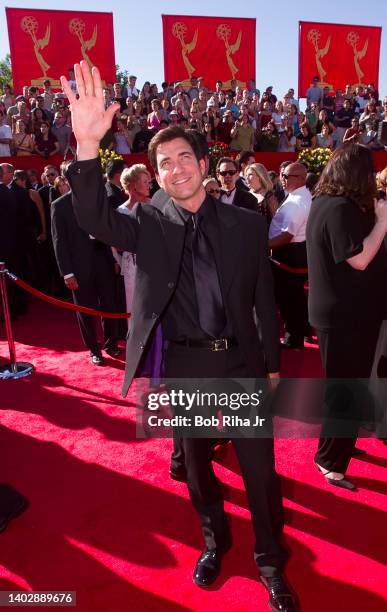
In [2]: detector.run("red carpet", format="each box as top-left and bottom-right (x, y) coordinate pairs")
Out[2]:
(1, 299), (386, 611)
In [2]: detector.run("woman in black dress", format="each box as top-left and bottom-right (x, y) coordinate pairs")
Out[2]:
(306, 144), (387, 489)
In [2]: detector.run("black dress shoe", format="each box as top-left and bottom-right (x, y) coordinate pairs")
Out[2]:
(91, 354), (105, 366)
(193, 542), (231, 588)
(260, 574), (299, 612)
(105, 346), (122, 358)
(0, 490), (29, 534)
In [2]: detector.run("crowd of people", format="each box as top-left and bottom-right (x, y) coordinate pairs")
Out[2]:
(1, 59), (387, 612)
(1, 71), (387, 158)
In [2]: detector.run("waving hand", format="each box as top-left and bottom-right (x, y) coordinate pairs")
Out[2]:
(60, 61), (120, 160)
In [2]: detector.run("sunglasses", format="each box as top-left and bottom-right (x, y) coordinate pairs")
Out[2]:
(219, 170), (237, 177)
(207, 188), (220, 194)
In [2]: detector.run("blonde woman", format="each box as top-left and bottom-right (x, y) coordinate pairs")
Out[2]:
(203, 177), (221, 199)
(245, 163), (279, 225)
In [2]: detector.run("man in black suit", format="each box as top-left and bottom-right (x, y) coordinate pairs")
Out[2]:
(61, 62), (298, 612)
(51, 189), (121, 366)
(216, 157), (258, 211)
(105, 159), (127, 210)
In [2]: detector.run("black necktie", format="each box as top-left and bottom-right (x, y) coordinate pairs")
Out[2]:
(191, 213), (226, 338)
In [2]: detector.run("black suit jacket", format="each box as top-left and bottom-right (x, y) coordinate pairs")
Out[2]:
(0, 184), (19, 264)
(68, 159), (280, 396)
(51, 191), (115, 283)
(105, 181), (126, 210)
(220, 188), (258, 212)
(235, 176), (250, 192)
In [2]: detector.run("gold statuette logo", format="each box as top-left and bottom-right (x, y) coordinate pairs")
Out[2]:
(172, 22), (198, 86)
(307, 29), (332, 90)
(216, 24), (245, 88)
(20, 16), (60, 87)
(69, 19), (97, 71)
(346, 32), (368, 88)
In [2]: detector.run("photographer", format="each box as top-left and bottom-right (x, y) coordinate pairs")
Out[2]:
(230, 113), (255, 151)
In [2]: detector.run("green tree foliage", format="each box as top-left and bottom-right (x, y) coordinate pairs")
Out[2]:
(0, 54), (13, 92)
(115, 64), (128, 86)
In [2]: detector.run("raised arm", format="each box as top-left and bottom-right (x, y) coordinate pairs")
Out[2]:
(61, 62), (139, 252)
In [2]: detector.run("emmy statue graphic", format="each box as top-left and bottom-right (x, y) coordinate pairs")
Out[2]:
(346, 31), (369, 88)
(172, 22), (198, 87)
(216, 24), (245, 88)
(20, 16), (60, 87)
(307, 29), (333, 90)
(69, 19), (97, 71)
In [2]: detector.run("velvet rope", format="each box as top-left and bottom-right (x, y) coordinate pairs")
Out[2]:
(269, 257), (309, 275)
(6, 271), (130, 319)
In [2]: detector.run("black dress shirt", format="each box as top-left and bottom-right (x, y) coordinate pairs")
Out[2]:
(162, 196), (232, 341)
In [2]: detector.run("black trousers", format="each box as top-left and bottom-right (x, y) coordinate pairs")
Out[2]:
(72, 249), (118, 355)
(165, 342), (287, 573)
(272, 242), (308, 342)
(315, 323), (382, 473)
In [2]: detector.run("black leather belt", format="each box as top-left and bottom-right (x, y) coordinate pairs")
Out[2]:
(170, 338), (237, 351)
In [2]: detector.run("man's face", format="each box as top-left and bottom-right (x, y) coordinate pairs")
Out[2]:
(113, 84), (121, 96)
(129, 77), (136, 87)
(45, 167), (59, 185)
(344, 100), (350, 110)
(27, 170), (37, 184)
(54, 113), (64, 126)
(155, 137), (205, 208)
(281, 165), (305, 193)
(313, 78), (319, 87)
(0, 165), (14, 185)
(242, 156), (255, 172)
(217, 162), (237, 191)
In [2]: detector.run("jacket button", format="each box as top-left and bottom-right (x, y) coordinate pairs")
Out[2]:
(168, 281), (174, 289)
(151, 312), (158, 319)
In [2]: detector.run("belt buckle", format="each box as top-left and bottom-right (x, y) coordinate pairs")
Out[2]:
(212, 338), (228, 352)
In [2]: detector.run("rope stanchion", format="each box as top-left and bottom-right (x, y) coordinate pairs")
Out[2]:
(6, 270), (130, 319)
(269, 257), (308, 275)
(0, 262), (34, 380)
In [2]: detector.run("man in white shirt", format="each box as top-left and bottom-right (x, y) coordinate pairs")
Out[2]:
(269, 163), (312, 348)
(0, 110), (12, 156)
(125, 75), (139, 99)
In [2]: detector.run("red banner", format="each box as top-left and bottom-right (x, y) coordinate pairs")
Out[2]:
(162, 15), (255, 89)
(6, 8), (116, 93)
(298, 21), (382, 97)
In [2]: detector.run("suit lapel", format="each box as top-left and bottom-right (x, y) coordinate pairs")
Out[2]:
(150, 190), (186, 278)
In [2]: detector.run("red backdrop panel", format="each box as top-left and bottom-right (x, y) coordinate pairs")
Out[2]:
(162, 15), (255, 89)
(299, 21), (382, 97)
(6, 8), (116, 93)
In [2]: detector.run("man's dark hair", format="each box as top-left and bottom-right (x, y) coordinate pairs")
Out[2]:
(314, 144), (376, 211)
(279, 160), (292, 171)
(215, 157), (238, 174)
(148, 125), (206, 171)
(14, 169), (28, 182)
(106, 158), (127, 179)
(237, 150), (255, 168)
(305, 172), (319, 193)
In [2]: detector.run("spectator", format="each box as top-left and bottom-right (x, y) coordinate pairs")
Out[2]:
(112, 83), (127, 112)
(296, 123), (317, 151)
(30, 107), (47, 137)
(126, 75), (139, 99)
(230, 113), (255, 151)
(245, 162), (279, 225)
(203, 176), (221, 199)
(34, 121), (60, 158)
(278, 125), (296, 152)
(321, 86), (335, 120)
(216, 110), (234, 144)
(6, 95), (25, 126)
(51, 112), (72, 155)
(113, 116), (133, 154)
(41, 79), (55, 116)
(12, 119), (35, 156)
(316, 123), (334, 149)
(343, 117), (361, 144)
(132, 116), (154, 153)
(0, 84), (15, 111)
(259, 101), (272, 129)
(0, 109), (12, 156)
(306, 76), (323, 108)
(256, 121), (280, 152)
(147, 99), (164, 130)
(306, 103), (319, 134)
(235, 150), (256, 191)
